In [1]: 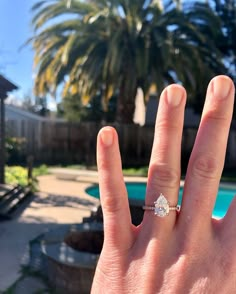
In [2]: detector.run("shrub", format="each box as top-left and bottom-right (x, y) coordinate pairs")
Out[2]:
(5, 166), (28, 186)
(5, 165), (49, 191)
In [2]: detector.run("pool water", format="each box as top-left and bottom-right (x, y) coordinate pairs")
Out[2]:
(86, 182), (236, 218)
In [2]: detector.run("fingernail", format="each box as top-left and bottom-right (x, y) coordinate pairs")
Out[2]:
(212, 76), (232, 99)
(100, 128), (113, 147)
(166, 85), (184, 106)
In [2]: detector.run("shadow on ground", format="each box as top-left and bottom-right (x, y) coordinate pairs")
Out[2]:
(33, 192), (96, 210)
(0, 189), (97, 292)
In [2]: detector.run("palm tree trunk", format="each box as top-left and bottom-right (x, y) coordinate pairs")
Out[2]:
(116, 80), (136, 124)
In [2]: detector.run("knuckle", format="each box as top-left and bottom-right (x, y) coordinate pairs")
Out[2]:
(149, 164), (180, 189)
(102, 194), (122, 213)
(217, 245), (236, 276)
(191, 154), (219, 181)
(176, 223), (209, 255)
(177, 230), (201, 255)
(207, 114), (228, 124)
(156, 119), (179, 133)
(101, 191), (123, 215)
(205, 109), (229, 126)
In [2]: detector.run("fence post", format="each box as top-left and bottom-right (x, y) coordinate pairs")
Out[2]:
(0, 94), (6, 184)
(27, 155), (34, 186)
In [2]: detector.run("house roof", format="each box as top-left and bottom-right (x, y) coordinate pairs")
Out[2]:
(5, 104), (45, 121)
(0, 75), (18, 98)
(5, 104), (66, 122)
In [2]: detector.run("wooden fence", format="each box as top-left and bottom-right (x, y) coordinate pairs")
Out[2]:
(5, 120), (236, 169)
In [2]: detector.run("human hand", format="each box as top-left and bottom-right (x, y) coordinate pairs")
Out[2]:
(91, 75), (235, 294)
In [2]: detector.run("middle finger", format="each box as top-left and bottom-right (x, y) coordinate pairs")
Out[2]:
(179, 75), (235, 231)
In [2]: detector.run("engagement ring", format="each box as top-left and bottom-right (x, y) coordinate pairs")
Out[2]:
(143, 193), (180, 217)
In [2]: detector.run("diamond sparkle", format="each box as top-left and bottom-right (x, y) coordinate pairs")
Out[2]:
(154, 193), (170, 217)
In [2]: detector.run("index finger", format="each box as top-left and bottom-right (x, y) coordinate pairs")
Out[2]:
(97, 127), (134, 250)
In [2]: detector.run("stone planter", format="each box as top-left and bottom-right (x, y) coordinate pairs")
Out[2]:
(38, 222), (103, 294)
(28, 203), (144, 293)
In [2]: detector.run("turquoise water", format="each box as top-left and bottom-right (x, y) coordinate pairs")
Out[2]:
(86, 183), (236, 218)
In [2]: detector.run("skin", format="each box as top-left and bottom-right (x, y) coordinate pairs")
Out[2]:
(91, 75), (236, 294)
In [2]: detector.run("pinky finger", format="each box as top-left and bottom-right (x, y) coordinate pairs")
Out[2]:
(218, 196), (236, 264)
(97, 127), (134, 250)
(220, 195), (236, 235)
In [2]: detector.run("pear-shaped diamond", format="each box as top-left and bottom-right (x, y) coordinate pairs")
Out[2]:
(154, 193), (170, 217)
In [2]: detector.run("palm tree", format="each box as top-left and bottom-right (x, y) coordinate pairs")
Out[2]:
(30, 0), (225, 123)
(212, 0), (236, 81)
(178, 1), (227, 111)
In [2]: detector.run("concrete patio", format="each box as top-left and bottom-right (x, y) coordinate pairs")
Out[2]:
(0, 169), (148, 292)
(0, 170), (101, 292)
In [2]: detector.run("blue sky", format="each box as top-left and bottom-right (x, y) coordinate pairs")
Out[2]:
(0, 0), (38, 99)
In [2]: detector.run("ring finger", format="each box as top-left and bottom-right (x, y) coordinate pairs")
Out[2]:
(142, 84), (186, 237)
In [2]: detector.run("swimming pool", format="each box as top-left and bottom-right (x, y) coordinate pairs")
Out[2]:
(86, 182), (236, 218)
